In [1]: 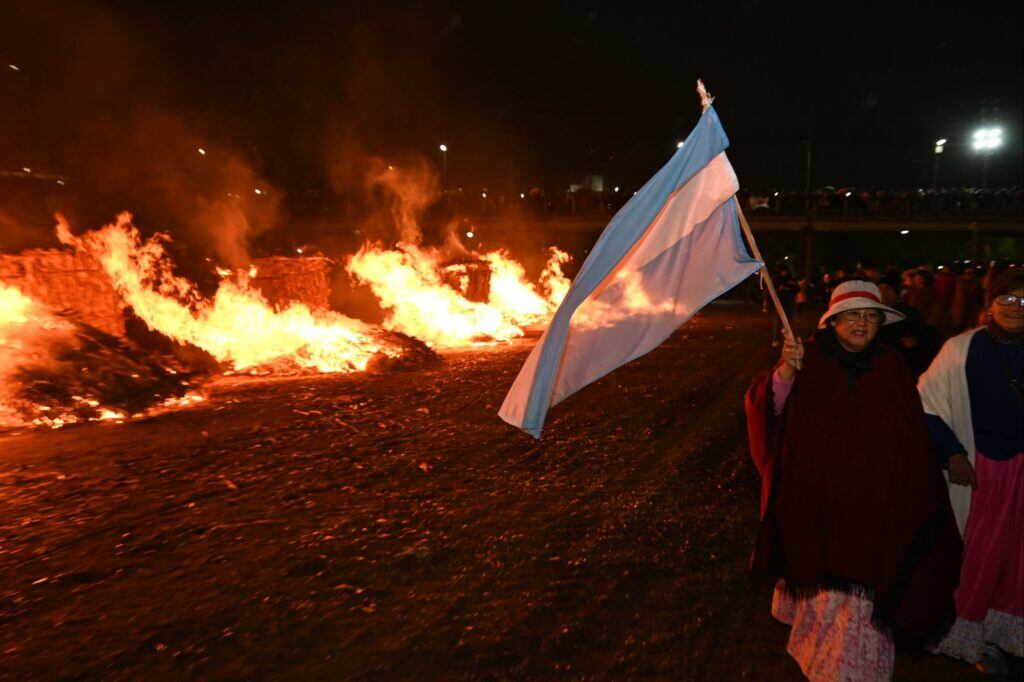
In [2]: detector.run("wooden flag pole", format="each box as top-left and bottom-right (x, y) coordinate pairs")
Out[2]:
(734, 196), (796, 341)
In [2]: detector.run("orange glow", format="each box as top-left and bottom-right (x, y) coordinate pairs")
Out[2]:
(0, 282), (77, 427)
(57, 213), (405, 374)
(347, 243), (571, 348)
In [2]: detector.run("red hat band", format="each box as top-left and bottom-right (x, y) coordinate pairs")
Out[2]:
(830, 290), (881, 306)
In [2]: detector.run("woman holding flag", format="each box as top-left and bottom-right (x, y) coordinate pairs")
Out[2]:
(745, 280), (962, 680)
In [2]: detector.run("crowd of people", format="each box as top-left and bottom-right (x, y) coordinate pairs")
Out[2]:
(435, 186), (1022, 218)
(746, 266), (1023, 680)
(744, 186), (1023, 217)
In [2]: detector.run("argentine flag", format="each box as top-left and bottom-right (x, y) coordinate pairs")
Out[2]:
(499, 106), (761, 438)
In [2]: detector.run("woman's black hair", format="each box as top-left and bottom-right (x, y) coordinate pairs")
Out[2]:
(987, 269), (1024, 307)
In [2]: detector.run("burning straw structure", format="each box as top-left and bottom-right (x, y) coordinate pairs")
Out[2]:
(0, 282), (200, 428)
(246, 256), (335, 311)
(0, 249), (125, 337)
(439, 260), (492, 303)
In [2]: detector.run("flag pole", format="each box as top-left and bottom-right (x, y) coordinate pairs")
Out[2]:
(734, 197), (796, 341)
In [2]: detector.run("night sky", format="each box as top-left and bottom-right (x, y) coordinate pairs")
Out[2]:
(1, 1), (1021, 215)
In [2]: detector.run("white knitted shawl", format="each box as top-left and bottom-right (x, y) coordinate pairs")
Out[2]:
(917, 327), (982, 536)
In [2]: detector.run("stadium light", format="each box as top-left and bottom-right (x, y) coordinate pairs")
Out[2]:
(971, 127), (1003, 152)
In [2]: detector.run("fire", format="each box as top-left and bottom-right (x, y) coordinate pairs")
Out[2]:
(0, 280), (206, 430)
(344, 158), (574, 348)
(1, 283), (56, 425)
(347, 243), (571, 349)
(347, 243), (521, 348)
(0, 281), (34, 328)
(57, 213), (404, 374)
(539, 247), (572, 307)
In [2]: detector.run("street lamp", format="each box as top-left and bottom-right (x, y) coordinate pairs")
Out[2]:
(438, 144), (448, 190)
(676, 141), (684, 149)
(972, 127), (1004, 186)
(933, 138), (946, 187)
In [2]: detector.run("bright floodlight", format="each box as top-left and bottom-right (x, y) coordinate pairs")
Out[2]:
(465, 231), (474, 239)
(439, 144), (447, 152)
(972, 127), (1004, 152)
(676, 141), (684, 149)
(935, 138), (947, 146)
(900, 229), (910, 235)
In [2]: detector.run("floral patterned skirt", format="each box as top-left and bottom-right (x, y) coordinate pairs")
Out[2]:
(772, 584), (894, 681)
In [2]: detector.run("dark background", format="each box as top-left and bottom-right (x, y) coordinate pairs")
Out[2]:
(0, 1), (1021, 253)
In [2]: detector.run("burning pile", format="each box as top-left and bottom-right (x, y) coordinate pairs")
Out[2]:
(347, 244), (570, 348)
(58, 213), (418, 375)
(0, 282), (199, 428)
(245, 255), (335, 311)
(1, 167), (577, 429)
(343, 159), (572, 349)
(0, 248), (125, 336)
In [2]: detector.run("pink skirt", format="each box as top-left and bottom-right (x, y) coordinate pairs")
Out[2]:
(935, 451), (1024, 662)
(772, 585), (894, 681)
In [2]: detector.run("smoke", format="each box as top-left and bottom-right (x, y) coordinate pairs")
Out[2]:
(363, 158), (441, 246)
(0, 2), (281, 266)
(1, 1), (546, 277)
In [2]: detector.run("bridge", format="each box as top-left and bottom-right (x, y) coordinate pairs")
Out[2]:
(453, 211), (1022, 274)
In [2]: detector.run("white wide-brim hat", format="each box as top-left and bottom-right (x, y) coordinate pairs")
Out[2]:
(817, 279), (905, 329)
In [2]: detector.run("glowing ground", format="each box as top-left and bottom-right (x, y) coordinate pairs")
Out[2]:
(0, 306), (1009, 679)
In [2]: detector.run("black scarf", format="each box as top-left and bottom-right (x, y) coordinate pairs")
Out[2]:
(986, 319), (1024, 345)
(814, 327), (879, 391)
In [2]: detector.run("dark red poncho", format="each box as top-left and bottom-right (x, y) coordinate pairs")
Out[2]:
(745, 330), (961, 642)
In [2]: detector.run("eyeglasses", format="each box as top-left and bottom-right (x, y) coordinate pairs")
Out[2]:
(837, 309), (884, 324)
(995, 294), (1024, 307)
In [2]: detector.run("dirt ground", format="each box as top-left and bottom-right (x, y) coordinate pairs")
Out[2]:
(0, 305), (1006, 680)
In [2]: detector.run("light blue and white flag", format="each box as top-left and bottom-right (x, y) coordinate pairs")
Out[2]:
(499, 106), (761, 438)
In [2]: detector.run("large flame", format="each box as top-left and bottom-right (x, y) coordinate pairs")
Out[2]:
(57, 213), (404, 374)
(347, 242), (571, 349)
(0, 281), (34, 328)
(344, 160), (575, 348)
(0, 283), (60, 425)
(0, 281), (206, 429)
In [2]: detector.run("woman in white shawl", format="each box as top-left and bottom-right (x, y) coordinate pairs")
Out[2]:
(918, 269), (1024, 674)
